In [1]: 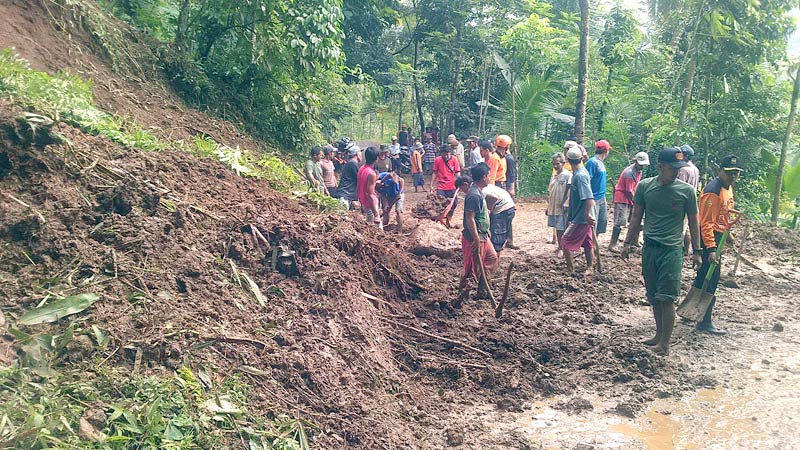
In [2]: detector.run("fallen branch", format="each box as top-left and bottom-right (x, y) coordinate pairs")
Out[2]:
(381, 317), (491, 358)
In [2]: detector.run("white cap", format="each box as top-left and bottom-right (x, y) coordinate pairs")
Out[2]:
(566, 147), (583, 161)
(635, 152), (650, 166)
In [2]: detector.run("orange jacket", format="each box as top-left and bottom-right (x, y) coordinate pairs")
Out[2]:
(496, 155), (508, 182)
(486, 153), (501, 184)
(698, 178), (734, 249)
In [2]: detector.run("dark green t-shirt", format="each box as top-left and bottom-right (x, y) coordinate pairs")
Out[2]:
(633, 176), (698, 247)
(462, 185), (490, 241)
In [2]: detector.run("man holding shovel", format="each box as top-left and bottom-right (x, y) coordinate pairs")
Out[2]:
(455, 164), (499, 306)
(621, 147), (703, 356)
(691, 155), (742, 335)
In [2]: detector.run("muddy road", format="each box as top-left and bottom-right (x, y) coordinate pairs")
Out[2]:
(403, 190), (800, 450)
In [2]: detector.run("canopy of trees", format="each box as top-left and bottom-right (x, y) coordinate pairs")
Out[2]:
(102, 0), (800, 221)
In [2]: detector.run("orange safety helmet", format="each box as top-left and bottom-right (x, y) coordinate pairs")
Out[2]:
(495, 134), (512, 148)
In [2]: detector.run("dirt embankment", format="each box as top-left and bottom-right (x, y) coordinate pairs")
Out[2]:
(7, 99), (798, 448)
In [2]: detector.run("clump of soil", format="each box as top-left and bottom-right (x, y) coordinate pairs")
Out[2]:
(412, 193), (452, 219)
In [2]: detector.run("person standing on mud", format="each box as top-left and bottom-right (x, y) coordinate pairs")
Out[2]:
(505, 149), (517, 197)
(483, 183), (517, 252)
(561, 146), (596, 275)
(422, 137), (437, 177)
(455, 164), (499, 306)
(608, 152), (650, 252)
(336, 141), (362, 210)
(448, 134), (466, 169)
(320, 146), (338, 197)
(494, 135), (511, 189)
(481, 140), (501, 185)
(374, 146), (392, 174)
(677, 144), (701, 254)
(411, 142), (425, 192)
(621, 147), (703, 356)
(304, 146), (325, 192)
(377, 170), (405, 229)
(357, 147), (381, 226)
(547, 153), (572, 257)
(430, 145), (461, 228)
(691, 155), (742, 335)
(585, 139), (611, 235)
(467, 136), (482, 169)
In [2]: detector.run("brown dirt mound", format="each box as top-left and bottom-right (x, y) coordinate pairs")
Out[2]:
(412, 193), (452, 219)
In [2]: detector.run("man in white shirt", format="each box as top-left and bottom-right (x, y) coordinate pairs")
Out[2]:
(483, 183), (517, 251)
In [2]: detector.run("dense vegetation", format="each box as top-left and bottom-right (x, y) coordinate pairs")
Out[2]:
(99, 0), (800, 221)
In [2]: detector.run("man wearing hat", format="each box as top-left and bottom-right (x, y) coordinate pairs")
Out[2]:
(389, 136), (401, 155)
(374, 145), (392, 173)
(608, 151), (650, 252)
(430, 144), (462, 228)
(585, 139), (612, 234)
(466, 136), (482, 168)
(411, 142), (425, 192)
(448, 134), (466, 169)
(622, 147), (703, 356)
(561, 146), (596, 275)
(494, 135), (512, 189)
(691, 155), (743, 335)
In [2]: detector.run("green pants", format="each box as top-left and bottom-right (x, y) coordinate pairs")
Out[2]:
(642, 238), (683, 305)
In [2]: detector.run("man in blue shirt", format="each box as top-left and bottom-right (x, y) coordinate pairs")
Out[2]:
(585, 139), (611, 234)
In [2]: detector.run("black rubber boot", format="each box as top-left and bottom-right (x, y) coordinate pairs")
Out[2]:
(697, 297), (727, 335)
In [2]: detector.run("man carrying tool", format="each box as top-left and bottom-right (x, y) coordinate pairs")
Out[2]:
(562, 146), (596, 275)
(608, 152), (650, 252)
(621, 147), (703, 356)
(691, 155), (742, 335)
(455, 164), (499, 306)
(585, 139), (611, 235)
(430, 145), (461, 228)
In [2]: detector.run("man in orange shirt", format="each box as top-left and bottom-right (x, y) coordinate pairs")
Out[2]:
(480, 140), (501, 184)
(494, 135), (511, 188)
(691, 155), (742, 335)
(411, 142), (425, 191)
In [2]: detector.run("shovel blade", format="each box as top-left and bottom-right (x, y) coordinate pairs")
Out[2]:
(677, 287), (714, 322)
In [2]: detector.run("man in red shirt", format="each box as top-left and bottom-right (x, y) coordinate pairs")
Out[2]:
(430, 145), (461, 228)
(608, 151), (649, 251)
(357, 147), (380, 226)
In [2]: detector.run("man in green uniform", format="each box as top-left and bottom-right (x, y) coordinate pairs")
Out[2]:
(621, 147), (703, 356)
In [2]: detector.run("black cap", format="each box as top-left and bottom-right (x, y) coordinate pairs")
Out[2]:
(719, 155), (743, 172)
(658, 147), (688, 169)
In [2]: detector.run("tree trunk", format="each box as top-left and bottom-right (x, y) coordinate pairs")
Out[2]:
(413, 40), (425, 137)
(702, 75), (713, 182)
(175, 0), (191, 50)
(574, 0), (590, 144)
(675, 36), (699, 145)
(772, 64), (800, 223)
(597, 67), (612, 133)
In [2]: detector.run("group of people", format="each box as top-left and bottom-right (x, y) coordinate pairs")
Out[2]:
(306, 128), (741, 357)
(543, 139), (741, 355)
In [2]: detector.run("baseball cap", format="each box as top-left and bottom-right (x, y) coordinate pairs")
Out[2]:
(466, 135), (479, 142)
(679, 144), (695, 159)
(635, 152), (650, 166)
(566, 147), (583, 161)
(658, 147), (688, 169)
(323, 144), (336, 155)
(595, 139), (611, 151)
(719, 155), (743, 172)
(391, 136), (398, 141)
(478, 140), (493, 150)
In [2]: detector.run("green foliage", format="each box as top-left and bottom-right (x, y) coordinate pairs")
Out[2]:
(0, 364), (313, 449)
(0, 49), (167, 151)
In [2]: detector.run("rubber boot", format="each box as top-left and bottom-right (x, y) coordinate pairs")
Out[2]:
(608, 226), (621, 252)
(506, 222), (519, 250)
(697, 296), (727, 335)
